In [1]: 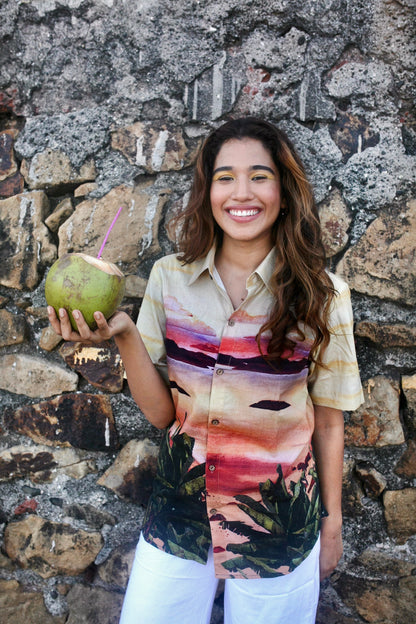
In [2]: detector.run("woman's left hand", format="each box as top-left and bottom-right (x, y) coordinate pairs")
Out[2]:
(318, 515), (343, 581)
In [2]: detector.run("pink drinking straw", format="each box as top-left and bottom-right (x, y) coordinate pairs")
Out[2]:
(97, 206), (124, 259)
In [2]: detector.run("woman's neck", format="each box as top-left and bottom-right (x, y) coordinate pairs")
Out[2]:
(214, 238), (273, 309)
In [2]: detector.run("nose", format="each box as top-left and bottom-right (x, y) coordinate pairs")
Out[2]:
(231, 175), (254, 200)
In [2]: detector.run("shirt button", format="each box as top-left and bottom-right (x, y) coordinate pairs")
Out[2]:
(216, 368), (224, 375)
(228, 319), (235, 326)
(208, 464), (216, 472)
(211, 419), (219, 425)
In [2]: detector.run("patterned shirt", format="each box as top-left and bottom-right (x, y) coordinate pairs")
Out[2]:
(137, 246), (363, 579)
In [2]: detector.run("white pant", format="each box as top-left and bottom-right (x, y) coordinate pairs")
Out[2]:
(119, 534), (320, 624)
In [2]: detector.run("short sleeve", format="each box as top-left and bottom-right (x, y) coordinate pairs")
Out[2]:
(308, 274), (364, 411)
(136, 261), (169, 384)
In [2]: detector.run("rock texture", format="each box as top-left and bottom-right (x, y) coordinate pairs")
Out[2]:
(0, 1), (415, 623)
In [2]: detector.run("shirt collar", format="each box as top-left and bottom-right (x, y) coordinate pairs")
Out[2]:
(188, 244), (277, 294)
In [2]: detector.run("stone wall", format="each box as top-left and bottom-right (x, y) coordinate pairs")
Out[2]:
(0, 1), (415, 622)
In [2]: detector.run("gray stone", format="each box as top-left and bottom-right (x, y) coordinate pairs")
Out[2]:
(0, 354), (78, 398)
(184, 50), (246, 121)
(318, 189), (352, 258)
(65, 584), (123, 624)
(21, 149), (96, 190)
(14, 108), (110, 168)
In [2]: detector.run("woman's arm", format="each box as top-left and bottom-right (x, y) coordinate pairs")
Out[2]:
(48, 307), (175, 429)
(312, 404), (344, 581)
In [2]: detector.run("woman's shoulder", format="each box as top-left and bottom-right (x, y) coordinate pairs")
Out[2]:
(326, 270), (350, 297)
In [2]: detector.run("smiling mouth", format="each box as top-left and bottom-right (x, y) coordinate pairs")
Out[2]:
(227, 208), (260, 217)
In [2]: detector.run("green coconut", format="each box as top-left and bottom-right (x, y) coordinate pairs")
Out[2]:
(45, 253), (126, 330)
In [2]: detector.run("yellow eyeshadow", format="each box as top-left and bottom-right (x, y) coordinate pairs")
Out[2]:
(212, 171), (233, 181)
(250, 172), (276, 180)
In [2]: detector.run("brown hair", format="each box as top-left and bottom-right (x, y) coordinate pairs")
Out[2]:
(172, 117), (335, 364)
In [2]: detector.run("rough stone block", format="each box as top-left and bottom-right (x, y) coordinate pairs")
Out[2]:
(0, 579), (66, 624)
(344, 377), (403, 447)
(4, 515), (103, 578)
(97, 438), (158, 505)
(337, 199), (416, 305)
(59, 340), (124, 393)
(0, 354), (78, 398)
(57, 183), (170, 269)
(65, 584), (124, 624)
(5, 392), (118, 451)
(383, 488), (416, 544)
(0, 191), (57, 290)
(0, 308), (26, 347)
(0, 444), (96, 483)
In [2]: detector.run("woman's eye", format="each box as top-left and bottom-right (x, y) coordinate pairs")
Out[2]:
(217, 175), (234, 182)
(251, 174), (267, 181)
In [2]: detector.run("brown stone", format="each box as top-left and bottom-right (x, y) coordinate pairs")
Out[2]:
(45, 197), (74, 233)
(0, 444), (96, 483)
(342, 458), (364, 516)
(111, 122), (197, 173)
(355, 321), (416, 347)
(318, 189), (352, 257)
(0, 170), (25, 198)
(383, 488), (416, 544)
(0, 579), (66, 624)
(402, 374), (416, 434)
(336, 199), (416, 305)
(328, 112), (379, 160)
(0, 308), (26, 347)
(0, 191), (57, 290)
(57, 183), (170, 270)
(65, 584), (124, 624)
(0, 354), (78, 398)
(334, 557), (416, 623)
(21, 149), (96, 190)
(97, 438), (158, 505)
(74, 182), (97, 197)
(395, 438), (416, 478)
(355, 462), (387, 498)
(97, 542), (135, 588)
(5, 393), (118, 451)
(0, 130), (18, 180)
(124, 274), (148, 298)
(59, 340), (124, 393)
(39, 325), (63, 351)
(4, 515), (103, 578)
(344, 377), (404, 447)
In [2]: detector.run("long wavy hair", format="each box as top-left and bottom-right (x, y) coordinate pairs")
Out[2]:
(172, 117), (335, 364)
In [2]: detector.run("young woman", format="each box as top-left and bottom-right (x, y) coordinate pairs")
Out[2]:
(48, 118), (363, 624)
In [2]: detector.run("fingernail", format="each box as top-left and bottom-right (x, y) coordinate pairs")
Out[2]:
(47, 306), (53, 315)
(59, 309), (65, 318)
(94, 312), (100, 320)
(73, 310), (80, 319)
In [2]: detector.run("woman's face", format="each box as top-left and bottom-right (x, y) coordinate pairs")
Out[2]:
(209, 138), (282, 250)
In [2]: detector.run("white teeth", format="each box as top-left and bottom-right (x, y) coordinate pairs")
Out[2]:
(229, 209), (259, 217)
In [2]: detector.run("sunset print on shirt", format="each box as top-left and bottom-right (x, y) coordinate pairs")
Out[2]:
(143, 294), (322, 579)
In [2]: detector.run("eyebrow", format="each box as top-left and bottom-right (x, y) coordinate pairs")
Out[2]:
(213, 165), (276, 175)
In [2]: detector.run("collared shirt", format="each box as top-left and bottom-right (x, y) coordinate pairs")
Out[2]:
(137, 247), (364, 579)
